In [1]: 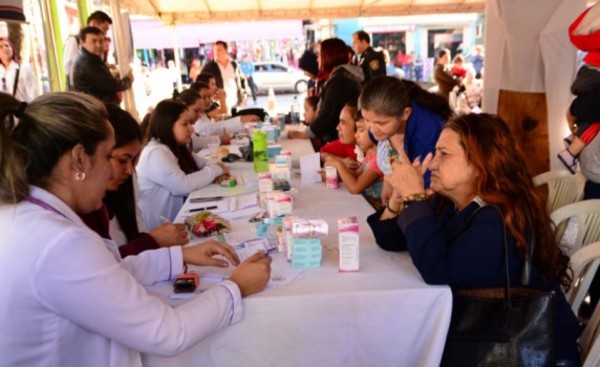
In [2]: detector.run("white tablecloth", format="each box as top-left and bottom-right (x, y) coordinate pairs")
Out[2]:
(143, 138), (452, 367)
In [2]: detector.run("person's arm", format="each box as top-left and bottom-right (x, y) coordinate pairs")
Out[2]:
(327, 157), (379, 195)
(434, 64), (460, 88)
(79, 58), (132, 95)
(398, 204), (507, 286)
(366, 207), (408, 252)
(144, 146), (223, 196)
(34, 231), (244, 356)
(118, 233), (160, 258)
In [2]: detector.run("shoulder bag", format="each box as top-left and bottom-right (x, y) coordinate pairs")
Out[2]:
(441, 205), (555, 367)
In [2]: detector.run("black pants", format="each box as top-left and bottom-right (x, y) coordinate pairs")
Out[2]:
(246, 75), (258, 102)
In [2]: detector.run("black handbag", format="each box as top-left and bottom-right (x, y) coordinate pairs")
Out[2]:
(441, 206), (556, 367)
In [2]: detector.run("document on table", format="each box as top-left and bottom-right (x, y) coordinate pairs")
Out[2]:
(300, 152), (322, 184)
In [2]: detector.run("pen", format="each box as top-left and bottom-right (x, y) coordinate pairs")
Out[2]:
(188, 205), (218, 212)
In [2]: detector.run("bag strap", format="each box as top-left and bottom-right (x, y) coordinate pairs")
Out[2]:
(457, 204), (534, 308)
(12, 67), (19, 97)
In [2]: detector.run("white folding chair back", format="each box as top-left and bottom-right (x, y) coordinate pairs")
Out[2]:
(567, 242), (600, 315)
(551, 200), (600, 256)
(533, 170), (585, 213)
(582, 286), (600, 365)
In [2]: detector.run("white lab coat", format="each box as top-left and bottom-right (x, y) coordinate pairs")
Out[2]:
(194, 112), (246, 137)
(0, 61), (40, 102)
(136, 139), (224, 230)
(0, 186), (242, 367)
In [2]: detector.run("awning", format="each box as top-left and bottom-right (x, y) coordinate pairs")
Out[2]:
(116, 0), (486, 24)
(0, 0), (26, 22)
(131, 19), (304, 49)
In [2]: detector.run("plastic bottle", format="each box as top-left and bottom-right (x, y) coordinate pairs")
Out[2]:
(290, 96), (300, 124)
(267, 87), (276, 112)
(253, 129), (269, 173)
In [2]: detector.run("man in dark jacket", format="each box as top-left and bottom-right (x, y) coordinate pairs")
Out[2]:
(201, 40), (248, 114)
(351, 30), (386, 83)
(72, 26), (133, 105)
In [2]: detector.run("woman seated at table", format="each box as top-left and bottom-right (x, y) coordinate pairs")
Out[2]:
(173, 88), (229, 149)
(319, 99), (359, 165)
(360, 76), (451, 205)
(195, 72), (228, 118)
(288, 38), (363, 149)
(0, 91), (272, 366)
(188, 82), (260, 139)
(136, 99), (230, 230)
(80, 104), (189, 257)
(367, 113), (580, 365)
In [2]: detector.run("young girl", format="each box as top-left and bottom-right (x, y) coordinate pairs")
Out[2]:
(195, 72), (228, 118)
(320, 100), (359, 163)
(136, 99), (229, 230)
(324, 112), (384, 210)
(80, 104), (189, 257)
(360, 77), (451, 207)
(303, 95), (319, 126)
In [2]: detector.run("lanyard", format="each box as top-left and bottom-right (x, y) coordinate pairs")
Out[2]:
(25, 196), (69, 220)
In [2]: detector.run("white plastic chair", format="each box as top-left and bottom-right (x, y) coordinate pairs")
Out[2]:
(581, 286), (600, 365)
(567, 242), (600, 315)
(550, 199), (600, 257)
(533, 170), (585, 213)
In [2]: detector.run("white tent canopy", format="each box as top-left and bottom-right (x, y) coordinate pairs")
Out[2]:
(116, 0), (485, 24)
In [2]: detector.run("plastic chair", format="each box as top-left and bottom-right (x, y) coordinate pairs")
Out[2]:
(550, 199), (600, 257)
(567, 242), (600, 315)
(533, 170), (585, 213)
(581, 288), (600, 365)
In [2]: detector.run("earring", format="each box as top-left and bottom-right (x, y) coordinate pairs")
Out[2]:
(75, 172), (86, 181)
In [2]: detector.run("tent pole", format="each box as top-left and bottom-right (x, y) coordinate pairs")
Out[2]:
(39, 0), (63, 91)
(108, 0), (138, 118)
(171, 24), (183, 91)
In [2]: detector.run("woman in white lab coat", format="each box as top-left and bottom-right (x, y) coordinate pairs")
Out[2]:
(136, 99), (230, 230)
(0, 92), (271, 367)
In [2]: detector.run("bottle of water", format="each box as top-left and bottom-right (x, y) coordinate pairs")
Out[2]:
(290, 96), (300, 124)
(252, 129), (269, 173)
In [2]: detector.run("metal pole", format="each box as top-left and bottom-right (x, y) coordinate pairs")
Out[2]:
(39, 0), (63, 91)
(108, 0), (137, 118)
(171, 24), (183, 91)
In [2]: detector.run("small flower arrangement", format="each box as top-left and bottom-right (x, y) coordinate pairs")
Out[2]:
(184, 211), (231, 237)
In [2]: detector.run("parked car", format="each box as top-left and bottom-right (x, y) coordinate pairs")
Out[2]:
(251, 62), (308, 93)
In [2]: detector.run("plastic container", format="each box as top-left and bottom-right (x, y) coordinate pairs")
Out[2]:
(253, 129), (269, 173)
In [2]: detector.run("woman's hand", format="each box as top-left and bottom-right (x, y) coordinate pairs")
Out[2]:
(150, 223), (189, 247)
(385, 149), (432, 199)
(229, 251), (272, 297)
(182, 240), (240, 268)
(215, 162), (229, 175)
(213, 173), (231, 184)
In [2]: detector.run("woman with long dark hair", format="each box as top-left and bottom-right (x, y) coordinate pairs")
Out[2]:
(136, 99), (229, 230)
(368, 113), (580, 365)
(80, 104), (189, 257)
(288, 38), (363, 148)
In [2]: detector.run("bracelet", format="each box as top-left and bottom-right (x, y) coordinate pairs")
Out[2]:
(385, 201), (402, 215)
(403, 192), (428, 208)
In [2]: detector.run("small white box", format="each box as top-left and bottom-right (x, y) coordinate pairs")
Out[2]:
(338, 217), (359, 272)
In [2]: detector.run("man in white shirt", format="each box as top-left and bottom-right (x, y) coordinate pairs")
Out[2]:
(201, 41), (249, 114)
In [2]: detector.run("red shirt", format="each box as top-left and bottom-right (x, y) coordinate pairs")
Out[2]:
(319, 139), (357, 160)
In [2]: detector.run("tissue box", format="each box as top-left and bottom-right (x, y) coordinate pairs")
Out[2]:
(291, 238), (322, 268)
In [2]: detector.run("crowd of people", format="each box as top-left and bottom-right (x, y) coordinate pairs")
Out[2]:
(1, 8), (598, 367)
